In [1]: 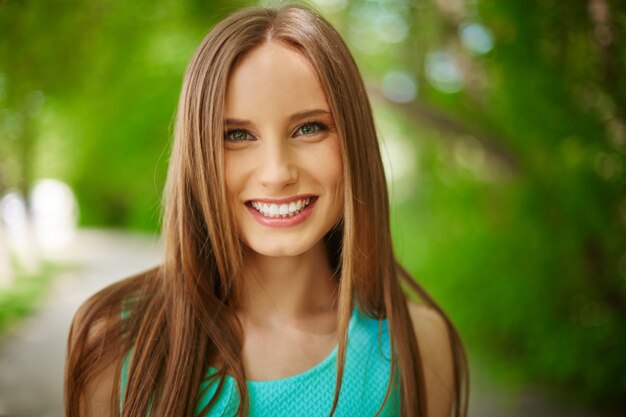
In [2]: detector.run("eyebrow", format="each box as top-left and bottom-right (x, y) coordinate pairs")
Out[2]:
(224, 109), (332, 126)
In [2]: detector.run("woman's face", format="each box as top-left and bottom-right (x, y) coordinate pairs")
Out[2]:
(223, 41), (343, 258)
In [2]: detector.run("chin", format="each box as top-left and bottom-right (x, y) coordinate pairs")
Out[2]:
(244, 241), (309, 258)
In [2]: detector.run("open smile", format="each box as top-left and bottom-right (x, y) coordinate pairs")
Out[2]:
(248, 197), (314, 218)
(245, 196), (318, 226)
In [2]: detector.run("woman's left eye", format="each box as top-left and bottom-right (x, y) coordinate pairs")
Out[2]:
(295, 122), (328, 137)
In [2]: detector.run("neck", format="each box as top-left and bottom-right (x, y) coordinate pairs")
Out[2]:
(236, 241), (338, 322)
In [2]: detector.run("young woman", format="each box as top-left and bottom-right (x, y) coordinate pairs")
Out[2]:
(65, 4), (468, 417)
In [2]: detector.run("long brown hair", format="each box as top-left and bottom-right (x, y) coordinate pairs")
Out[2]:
(65, 4), (468, 417)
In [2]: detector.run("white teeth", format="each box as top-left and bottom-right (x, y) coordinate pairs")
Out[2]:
(249, 198), (313, 218)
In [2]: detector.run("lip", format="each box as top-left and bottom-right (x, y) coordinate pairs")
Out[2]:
(245, 196), (318, 228)
(245, 194), (317, 205)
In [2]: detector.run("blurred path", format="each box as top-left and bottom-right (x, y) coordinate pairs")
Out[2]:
(0, 229), (162, 417)
(0, 229), (619, 417)
(469, 368), (620, 417)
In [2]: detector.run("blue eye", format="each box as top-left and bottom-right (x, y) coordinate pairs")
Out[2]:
(296, 122), (328, 136)
(224, 129), (252, 142)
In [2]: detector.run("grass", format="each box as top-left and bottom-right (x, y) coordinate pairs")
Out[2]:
(0, 261), (56, 337)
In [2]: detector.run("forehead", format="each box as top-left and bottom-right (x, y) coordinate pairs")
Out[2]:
(224, 41), (330, 119)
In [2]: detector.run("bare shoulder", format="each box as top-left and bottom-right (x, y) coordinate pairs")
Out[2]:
(407, 302), (450, 347)
(66, 290), (126, 416)
(67, 304), (117, 416)
(81, 355), (117, 417)
(407, 301), (454, 417)
(67, 270), (157, 416)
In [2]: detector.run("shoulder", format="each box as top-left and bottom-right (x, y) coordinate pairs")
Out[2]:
(407, 301), (454, 417)
(66, 269), (156, 417)
(69, 267), (157, 343)
(67, 299), (118, 416)
(68, 270), (151, 351)
(406, 302), (450, 350)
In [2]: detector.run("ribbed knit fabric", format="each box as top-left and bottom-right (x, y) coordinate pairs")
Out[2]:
(122, 308), (400, 416)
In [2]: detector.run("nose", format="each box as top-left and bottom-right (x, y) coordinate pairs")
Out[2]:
(257, 140), (298, 190)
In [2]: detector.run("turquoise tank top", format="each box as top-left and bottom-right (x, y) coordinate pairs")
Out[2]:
(121, 308), (400, 416)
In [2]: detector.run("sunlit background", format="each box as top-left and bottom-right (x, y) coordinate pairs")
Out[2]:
(1, 0), (625, 416)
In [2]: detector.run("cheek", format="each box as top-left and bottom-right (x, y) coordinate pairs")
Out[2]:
(314, 139), (344, 209)
(326, 160), (343, 198)
(325, 140), (344, 190)
(299, 142), (343, 194)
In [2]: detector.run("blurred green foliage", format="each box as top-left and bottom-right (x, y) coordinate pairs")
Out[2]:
(1, 0), (625, 412)
(0, 262), (53, 336)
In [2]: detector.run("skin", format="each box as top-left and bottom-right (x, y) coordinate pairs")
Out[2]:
(80, 40), (455, 417)
(223, 41), (454, 414)
(223, 41), (344, 381)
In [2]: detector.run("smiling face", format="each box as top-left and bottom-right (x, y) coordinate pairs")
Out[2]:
(223, 41), (344, 258)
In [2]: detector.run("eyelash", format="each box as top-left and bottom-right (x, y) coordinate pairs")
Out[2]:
(223, 120), (330, 142)
(295, 120), (329, 136)
(223, 129), (252, 143)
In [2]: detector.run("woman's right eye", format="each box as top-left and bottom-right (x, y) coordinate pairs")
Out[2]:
(224, 129), (253, 142)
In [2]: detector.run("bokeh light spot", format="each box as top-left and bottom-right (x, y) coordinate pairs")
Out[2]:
(460, 23), (494, 55)
(30, 179), (79, 253)
(1, 192), (27, 230)
(382, 71), (417, 103)
(425, 51), (463, 93)
(310, 0), (348, 13)
(377, 12), (409, 44)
